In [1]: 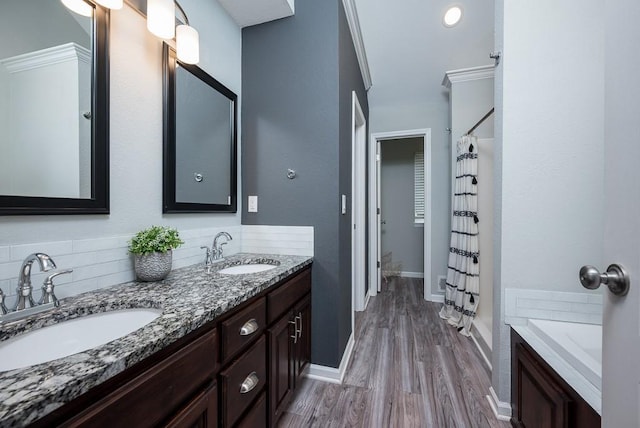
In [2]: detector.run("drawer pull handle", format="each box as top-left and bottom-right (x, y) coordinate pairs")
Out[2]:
(240, 319), (259, 336)
(240, 372), (259, 394)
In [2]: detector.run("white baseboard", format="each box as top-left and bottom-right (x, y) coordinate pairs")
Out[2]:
(487, 386), (512, 421)
(305, 332), (355, 384)
(471, 322), (493, 371)
(426, 293), (444, 303)
(399, 271), (424, 278)
(364, 290), (371, 310)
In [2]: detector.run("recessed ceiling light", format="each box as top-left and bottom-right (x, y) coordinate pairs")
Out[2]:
(443, 6), (462, 27)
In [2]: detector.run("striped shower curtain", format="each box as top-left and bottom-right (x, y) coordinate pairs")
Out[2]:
(439, 135), (480, 336)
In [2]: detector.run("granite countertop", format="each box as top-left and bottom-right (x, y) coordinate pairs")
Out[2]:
(0, 253), (312, 427)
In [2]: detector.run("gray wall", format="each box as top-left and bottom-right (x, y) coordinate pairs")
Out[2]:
(175, 66), (232, 204)
(380, 138), (424, 274)
(242, 0), (368, 367)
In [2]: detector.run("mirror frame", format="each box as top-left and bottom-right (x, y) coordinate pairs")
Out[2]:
(162, 43), (238, 213)
(0, 1), (110, 215)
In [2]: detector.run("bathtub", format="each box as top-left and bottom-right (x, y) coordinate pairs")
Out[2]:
(528, 319), (602, 390)
(512, 319), (602, 414)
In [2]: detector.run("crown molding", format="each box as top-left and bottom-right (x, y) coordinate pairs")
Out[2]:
(442, 64), (495, 88)
(342, 0), (372, 91)
(1, 43), (90, 73)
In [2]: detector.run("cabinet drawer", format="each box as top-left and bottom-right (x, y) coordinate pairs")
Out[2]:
(267, 268), (311, 324)
(235, 392), (267, 428)
(220, 336), (266, 427)
(63, 328), (218, 428)
(221, 297), (266, 363)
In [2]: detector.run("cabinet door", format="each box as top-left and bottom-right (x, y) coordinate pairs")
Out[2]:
(165, 382), (218, 428)
(268, 312), (294, 426)
(293, 294), (311, 387)
(513, 343), (571, 428)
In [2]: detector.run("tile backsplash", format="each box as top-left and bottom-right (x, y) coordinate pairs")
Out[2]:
(0, 225), (313, 302)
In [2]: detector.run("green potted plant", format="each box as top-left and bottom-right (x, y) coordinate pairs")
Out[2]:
(129, 225), (184, 281)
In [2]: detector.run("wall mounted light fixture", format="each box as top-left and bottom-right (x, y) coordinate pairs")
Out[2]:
(61, 0), (123, 16)
(147, 0), (200, 64)
(61, 0), (94, 16)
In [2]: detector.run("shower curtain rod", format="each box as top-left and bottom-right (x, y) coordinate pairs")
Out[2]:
(466, 107), (495, 136)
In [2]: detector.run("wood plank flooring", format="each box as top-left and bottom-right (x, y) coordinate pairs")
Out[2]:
(278, 277), (510, 428)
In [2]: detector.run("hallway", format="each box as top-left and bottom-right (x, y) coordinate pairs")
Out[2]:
(278, 277), (509, 427)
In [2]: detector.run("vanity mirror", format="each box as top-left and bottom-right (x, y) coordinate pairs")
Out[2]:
(0, 0), (109, 215)
(163, 43), (237, 213)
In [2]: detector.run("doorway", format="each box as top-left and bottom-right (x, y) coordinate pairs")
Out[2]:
(368, 129), (431, 301)
(379, 137), (425, 285)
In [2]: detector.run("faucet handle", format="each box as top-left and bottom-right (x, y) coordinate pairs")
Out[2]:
(40, 269), (72, 307)
(0, 288), (8, 315)
(200, 246), (212, 265)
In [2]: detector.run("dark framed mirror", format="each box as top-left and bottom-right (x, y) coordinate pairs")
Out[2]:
(163, 43), (237, 213)
(0, 0), (110, 215)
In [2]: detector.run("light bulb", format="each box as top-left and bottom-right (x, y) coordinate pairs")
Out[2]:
(177, 24), (199, 64)
(147, 0), (175, 39)
(95, 0), (123, 9)
(61, 0), (93, 17)
(443, 6), (462, 27)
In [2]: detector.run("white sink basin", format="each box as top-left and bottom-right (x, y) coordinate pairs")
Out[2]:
(218, 264), (277, 275)
(0, 308), (162, 372)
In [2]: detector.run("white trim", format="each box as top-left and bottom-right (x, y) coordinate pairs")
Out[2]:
(1, 43), (90, 73)
(305, 333), (355, 384)
(363, 289), (371, 310)
(487, 387), (512, 421)
(427, 293), (444, 303)
(470, 323), (493, 371)
(369, 129), (432, 304)
(368, 141), (380, 297)
(352, 92), (367, 323)
(442, 64), (495, 88)
(341, 0), (372, 90)
(397, 271), (424, 279)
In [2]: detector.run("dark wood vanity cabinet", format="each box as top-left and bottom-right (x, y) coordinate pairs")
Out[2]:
(34, 266), (311, 428)
(60, 328), (219, 428)
(267, 270), (312, 426)
(511, 330), (600, 428)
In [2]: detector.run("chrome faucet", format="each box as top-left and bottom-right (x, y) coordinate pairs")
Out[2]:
(212, 232), (232, 261)
(13, 253), (56, 311)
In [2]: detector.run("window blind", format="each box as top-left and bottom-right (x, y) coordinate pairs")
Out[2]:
(414, 151), (424, 222)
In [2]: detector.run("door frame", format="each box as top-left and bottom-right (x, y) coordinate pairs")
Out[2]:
(351, 92), (367, 318)
(369, 128), (432, 301)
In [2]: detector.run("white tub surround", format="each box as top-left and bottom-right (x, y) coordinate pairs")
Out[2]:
(528, 319), (601, 389)
(505, 288), (602, 414)
(0, 225), (314, 302)
(505, 288), (602, 325)
(511, 320), (602, 415)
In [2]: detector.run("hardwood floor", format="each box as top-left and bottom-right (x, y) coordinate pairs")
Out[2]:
(278, 277), (510, 428)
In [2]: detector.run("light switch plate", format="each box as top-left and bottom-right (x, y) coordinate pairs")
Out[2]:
(248, 195), (258, 212)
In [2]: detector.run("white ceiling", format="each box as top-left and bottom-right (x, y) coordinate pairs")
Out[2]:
(353, 0), (494, 109)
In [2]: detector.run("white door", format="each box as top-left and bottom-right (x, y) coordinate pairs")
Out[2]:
(599, 1), (640, 425)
